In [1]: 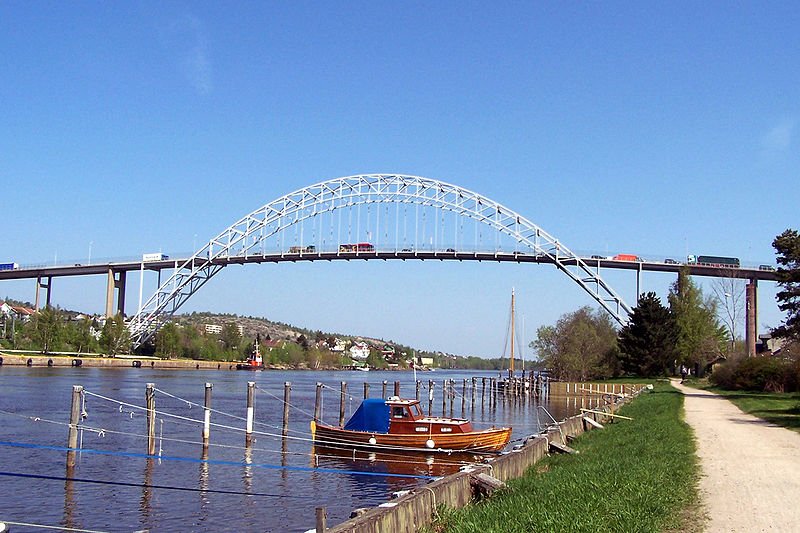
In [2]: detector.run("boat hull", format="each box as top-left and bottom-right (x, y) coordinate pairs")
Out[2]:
(311, 420), (511, 453)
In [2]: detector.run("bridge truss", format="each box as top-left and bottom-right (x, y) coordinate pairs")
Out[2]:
(128, 174), (633, 348)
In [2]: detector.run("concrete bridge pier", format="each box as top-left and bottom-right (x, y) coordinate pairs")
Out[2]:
(105, 269), (127, 318)
(34, 275), (52, 309)
(746, 279), (757, 357)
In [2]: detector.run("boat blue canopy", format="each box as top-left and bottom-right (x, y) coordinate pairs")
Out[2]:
(343, 398), (390, 433)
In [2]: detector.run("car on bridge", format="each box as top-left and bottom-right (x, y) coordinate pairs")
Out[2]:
(288, 245), (316, 253)
(759, 265), (776, 272)
(664, 258), (680, 265)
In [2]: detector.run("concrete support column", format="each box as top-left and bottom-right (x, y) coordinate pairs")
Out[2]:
(106, 269), (115, 318)
(105, 269), (127, 318)
(35, 276), (52, 309)
(746, 279), (758, 357)
(116, 271), (127, 317)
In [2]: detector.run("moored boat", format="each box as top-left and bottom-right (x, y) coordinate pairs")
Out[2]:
(311, 396), (511, 453)
(236, 338), (264, 370)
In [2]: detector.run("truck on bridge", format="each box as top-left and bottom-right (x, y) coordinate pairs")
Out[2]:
(687, 255), (740, 268)
(142, 253), (169, 262)
(339, 243), (375, 253)
(0, 262), (19, 271)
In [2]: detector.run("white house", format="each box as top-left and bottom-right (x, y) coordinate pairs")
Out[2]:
(349, 342), (370, 360)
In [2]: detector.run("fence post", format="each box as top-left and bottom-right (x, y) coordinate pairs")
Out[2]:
(203, 382), (212, 449)
(339, 381), (347, 427)
(314, 382), (323, 422)
(428, 380), (434, 415)
(246, 381), (255, 447)
(282, 382), (291, 437)
(146, 383), (156, 455)
(66, 385), (83, 467)
(316, 506), (327, 532)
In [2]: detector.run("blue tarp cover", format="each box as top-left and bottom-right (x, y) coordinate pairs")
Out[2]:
(343, 398), (390, 433)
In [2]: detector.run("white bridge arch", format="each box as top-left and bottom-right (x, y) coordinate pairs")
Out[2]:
(129, 174), (632, 348)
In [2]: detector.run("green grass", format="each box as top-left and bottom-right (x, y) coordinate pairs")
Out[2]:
(426, 382), (701, 533)
(702, 385), (800, 433)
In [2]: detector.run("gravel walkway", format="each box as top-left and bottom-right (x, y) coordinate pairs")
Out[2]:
(671, 379), (800, 532)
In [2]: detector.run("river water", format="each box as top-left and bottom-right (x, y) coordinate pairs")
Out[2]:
(0, 367), (594, 532)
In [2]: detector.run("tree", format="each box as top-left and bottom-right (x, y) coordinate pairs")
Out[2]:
(618, 292), (679, 377)
(99, 313), (131, 356)
(155, 322), (182, 359)
(220, 323), (242, 352)
(772, 229), (800, 341)
(65, 317), (97, 354)
(532, 306), (619, 381)
(711, 275), (745, 349)
(29, 306), (64, 353)
(668, 270), (727, 373)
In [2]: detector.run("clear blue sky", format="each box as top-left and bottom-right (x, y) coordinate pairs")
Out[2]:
(1, 2), (797, 357)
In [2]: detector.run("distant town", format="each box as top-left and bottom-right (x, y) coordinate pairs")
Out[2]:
(0, 299), (508, 370)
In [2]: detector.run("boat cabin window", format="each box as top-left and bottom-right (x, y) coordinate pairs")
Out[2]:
(391, 406), (406, 418)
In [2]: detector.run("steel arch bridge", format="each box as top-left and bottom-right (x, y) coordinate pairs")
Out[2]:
(128, 174), (633, 348)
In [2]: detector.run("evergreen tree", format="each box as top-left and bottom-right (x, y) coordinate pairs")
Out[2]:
(772, 229), (800, 341)
(668, 270), (727, 372)
(618, 292), (679, 377)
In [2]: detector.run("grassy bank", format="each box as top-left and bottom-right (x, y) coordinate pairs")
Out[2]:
(427, 382), (700, 533)
(703, 385), (800, 433)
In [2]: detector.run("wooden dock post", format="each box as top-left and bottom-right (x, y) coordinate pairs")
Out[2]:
(481, 377), (486, 405)
(314, 382), (323, 422)
(202, 382), (212, 449)
(146, 383), (156, 455)
(416, 380), (421, 401)
(363, 382), (369, 399)
(449, 379), (455, 417)
(245, 381), (255, 447)
(282, 382), (291, 438)
(471, 377), (477, 407)
(461, 379), (467, 415)
(393, 380), (400, 397)
(315, 506), (327, 532)
(441, 379), (447, 416)
(66, 385), (83, 467)
(382, 380), (387, 399)
(427, 379), (434, 414)
(338, 381), (347, 427)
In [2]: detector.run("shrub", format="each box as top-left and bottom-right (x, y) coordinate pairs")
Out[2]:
(733, 357), (791, 392)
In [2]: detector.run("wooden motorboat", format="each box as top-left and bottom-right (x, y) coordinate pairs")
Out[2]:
(311, 397), (511, 453)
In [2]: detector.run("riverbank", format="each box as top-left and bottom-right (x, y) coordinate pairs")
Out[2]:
(0, 351), (430, 371)
(425, 381), (701, 532)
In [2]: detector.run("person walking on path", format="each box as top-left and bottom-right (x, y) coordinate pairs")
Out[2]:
(671, 379), (800, 532)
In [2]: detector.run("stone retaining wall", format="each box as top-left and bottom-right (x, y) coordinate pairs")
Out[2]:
(326, 391), (644, 533)
(0, 353), (229, 370)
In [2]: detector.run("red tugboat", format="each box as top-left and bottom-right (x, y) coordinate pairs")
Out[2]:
(311, 396), (511, 453)
(236, 337), (264, 370)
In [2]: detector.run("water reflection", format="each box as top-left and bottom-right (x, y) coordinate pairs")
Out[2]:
(0, 367), (598, 531)
(139, 457), (154, 531)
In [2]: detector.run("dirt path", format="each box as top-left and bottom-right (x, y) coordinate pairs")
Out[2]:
(671, 379), (800, 532)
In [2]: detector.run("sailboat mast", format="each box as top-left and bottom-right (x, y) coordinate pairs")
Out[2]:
(510, 288), (515, 374)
